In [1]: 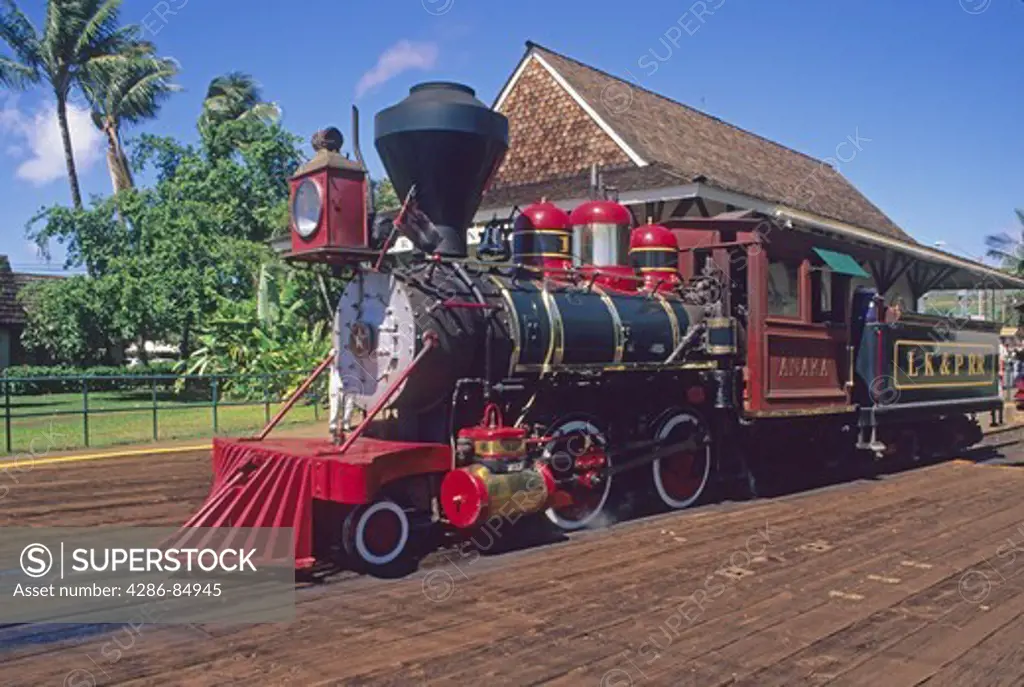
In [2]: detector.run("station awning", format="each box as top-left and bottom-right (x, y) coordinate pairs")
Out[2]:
(774, 207), (1024, 294)
(813, 248), (870, 278)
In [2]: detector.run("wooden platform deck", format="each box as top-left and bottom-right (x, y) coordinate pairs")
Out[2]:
(3, 434), (1024, 685)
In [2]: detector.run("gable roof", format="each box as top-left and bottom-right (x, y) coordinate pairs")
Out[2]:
(0, 256), (62, 327)
(486, 42), (910, 242)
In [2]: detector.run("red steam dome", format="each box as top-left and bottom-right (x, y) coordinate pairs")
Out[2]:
(570, 200), (634, 290)
(630, 223), (680, 292)
(568, 199), (632, 227)
(512, 201), (572, 271)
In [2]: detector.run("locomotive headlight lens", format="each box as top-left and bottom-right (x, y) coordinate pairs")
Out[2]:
(293, 179), (322, 238)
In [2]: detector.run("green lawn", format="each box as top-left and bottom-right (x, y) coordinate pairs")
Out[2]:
(0, 389), (325, 455)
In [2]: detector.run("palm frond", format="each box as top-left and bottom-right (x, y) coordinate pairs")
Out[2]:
(985, 231), (1024, 274)
(200, 72), (278, 130)
(84, 48), (179, 127)
(0, 0), (42, 70)
(0, 53), (35, 87)
(237, 101), (281, 123)
(41, 0), (72, 72)
(73, 0), (123, 57)
(114, 60), (180, 124)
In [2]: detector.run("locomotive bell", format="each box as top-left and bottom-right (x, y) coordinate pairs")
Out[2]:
(374, 82), (509, 257)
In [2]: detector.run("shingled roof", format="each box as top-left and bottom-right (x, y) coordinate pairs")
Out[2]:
(484, 42), (910, 242)
(0, 257), (61, 326)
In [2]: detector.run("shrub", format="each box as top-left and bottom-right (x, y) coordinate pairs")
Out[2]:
(1, 362), (181, 395)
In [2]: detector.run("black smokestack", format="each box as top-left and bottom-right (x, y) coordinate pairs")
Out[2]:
(374, 82), (509, 257)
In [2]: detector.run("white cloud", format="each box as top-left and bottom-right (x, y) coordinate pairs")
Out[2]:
(0, 97), (104, 186)
(356, 40), (439, 98)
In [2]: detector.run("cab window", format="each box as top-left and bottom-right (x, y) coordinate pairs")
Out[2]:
(767, 260), (799, 317)
(812, 269), (832, 322)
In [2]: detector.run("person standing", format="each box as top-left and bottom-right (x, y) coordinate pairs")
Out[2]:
(329, 362), (355, 439)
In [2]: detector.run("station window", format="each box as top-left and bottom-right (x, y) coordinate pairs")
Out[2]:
(767, 260), (799, 317)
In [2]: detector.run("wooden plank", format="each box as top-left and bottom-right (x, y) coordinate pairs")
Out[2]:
(5, 457), (1024, 685)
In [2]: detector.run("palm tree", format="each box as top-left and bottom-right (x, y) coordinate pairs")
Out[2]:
(0, 0), (140, 208)
(198, 71), (280, 134)
(82, 42), (179, 193)
(985, 209), (1024, 274)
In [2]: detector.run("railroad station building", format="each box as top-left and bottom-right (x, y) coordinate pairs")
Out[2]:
(466, 42), (1024, 315)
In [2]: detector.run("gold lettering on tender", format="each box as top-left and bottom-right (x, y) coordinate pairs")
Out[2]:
(901, 345), (995, 384)
(940, 354), (951, 375)
(923, 353), (935, 377)
(968, 354), (986, 376)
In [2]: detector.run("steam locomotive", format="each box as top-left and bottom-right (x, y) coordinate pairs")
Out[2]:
(186, 82), (1004, 573)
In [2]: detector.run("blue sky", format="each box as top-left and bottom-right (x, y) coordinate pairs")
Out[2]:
(0, 0), (1021, 273)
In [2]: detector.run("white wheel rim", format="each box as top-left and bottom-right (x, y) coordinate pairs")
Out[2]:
(543, 420), (613, 530)
(354, 500), (410, 566)
(652, 412), (711, 509)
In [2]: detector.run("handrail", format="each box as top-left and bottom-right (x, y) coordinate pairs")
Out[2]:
(252, 353), (335, 441)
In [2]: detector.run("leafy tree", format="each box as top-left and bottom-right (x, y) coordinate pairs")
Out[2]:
(373, 177), (400, 212)
(19, 276), (119, 364)
(185, 266), (332, 398)
(82, 41), (179, 193)
(0, 0), (141, 208)
(25, 117), (304, 365)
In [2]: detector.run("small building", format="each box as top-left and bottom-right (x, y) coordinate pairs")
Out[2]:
(470, 42), (1023, 306)
(0, 256), (61, 369)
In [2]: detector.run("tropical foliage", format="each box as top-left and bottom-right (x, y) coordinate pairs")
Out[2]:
(184, 265), (333, 398)
(22, 114), (305, 368)
(82, 41), (180, 193)
(199, 72), (279, 134)
(985, 209), (1024, 274)
(20, 274), (118, 364)
(0, 0), (146, 207)
(6, 2), (393, 397)
(373, 177), (400, 212)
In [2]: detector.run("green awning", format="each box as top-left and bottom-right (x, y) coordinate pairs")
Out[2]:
(813, 248), (870, 278)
